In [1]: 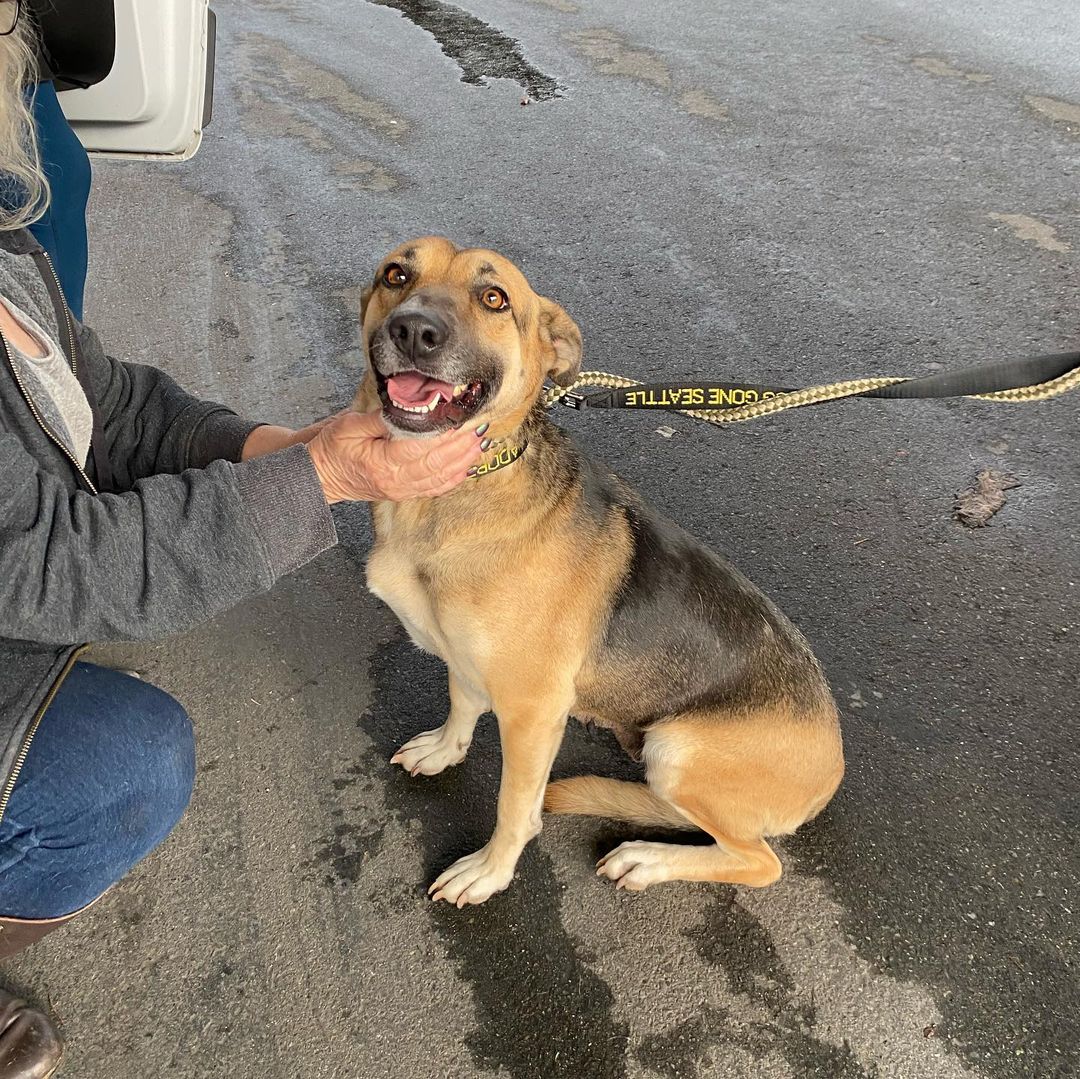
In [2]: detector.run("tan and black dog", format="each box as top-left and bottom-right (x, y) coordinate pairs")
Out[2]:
(354, 237), (843, 907)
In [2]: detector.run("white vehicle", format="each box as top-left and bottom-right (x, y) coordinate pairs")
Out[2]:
(57, 0), (215, 161)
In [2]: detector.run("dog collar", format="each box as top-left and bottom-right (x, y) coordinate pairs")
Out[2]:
(472, 437), (528, 480)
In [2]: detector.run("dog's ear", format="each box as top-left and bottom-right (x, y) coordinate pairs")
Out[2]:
(538, 298), (583, 388)
(359, 285), (374, 325)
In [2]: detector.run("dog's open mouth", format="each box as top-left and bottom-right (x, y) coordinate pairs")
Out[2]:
(377, 369), (487, 434)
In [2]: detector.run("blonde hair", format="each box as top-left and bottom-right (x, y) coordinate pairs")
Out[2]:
(0, 17), (47, 231)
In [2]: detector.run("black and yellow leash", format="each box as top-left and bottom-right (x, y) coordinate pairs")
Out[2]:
(544, 350), (1080, 425)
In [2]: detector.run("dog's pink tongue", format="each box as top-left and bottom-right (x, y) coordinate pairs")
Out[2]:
(387, 371), (456, 405)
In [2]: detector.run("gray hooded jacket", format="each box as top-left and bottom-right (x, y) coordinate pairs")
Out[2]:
(0, 229), (337, 826)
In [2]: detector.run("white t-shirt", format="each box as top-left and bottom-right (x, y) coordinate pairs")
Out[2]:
(1, 296), (92, 466)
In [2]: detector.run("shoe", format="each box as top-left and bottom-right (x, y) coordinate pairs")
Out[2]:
(0, 911), (82, 963)
(0, 900), (103, 1079)
(0, 990), (62, 1078)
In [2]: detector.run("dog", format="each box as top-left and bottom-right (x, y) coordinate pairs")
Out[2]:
(354, 237), (843, 906)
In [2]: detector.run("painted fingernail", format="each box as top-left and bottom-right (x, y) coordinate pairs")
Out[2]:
(480, 438), (492, 451)
(475, 422), (489, 436)
(467, 467), (478, 477)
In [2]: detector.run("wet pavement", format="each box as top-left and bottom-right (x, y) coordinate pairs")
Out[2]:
(4, 0), (1078, 1076)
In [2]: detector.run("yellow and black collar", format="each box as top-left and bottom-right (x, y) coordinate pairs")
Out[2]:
(471, 437), (528, 480)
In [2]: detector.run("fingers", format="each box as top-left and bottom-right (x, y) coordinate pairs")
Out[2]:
(331, 410), (388, 441)
(312, 408), (487, 502)
(374, 444), (479, 501)
(375, 423), (485, 501)
(407, 466), (476, 500)
(421, 424), (487, 472)
(379, 417), (481, 463)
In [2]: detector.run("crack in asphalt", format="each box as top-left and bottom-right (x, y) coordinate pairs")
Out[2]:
(368, 0), (564, 100)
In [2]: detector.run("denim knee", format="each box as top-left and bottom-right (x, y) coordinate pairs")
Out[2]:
(0, 663), (196, 918)
(105, 679), (196, 858)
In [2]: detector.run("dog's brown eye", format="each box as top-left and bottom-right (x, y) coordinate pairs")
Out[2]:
(383, 263), (409, 288)
(481, 287), (509, 311)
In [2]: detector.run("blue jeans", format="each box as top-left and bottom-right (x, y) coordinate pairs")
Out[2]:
(0, 663), (195, 919)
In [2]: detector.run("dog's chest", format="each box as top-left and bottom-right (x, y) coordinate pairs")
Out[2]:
(366, 538), (446, 652)
(365, 510), (493, 681)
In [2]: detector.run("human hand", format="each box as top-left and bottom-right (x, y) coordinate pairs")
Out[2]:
(306, 410), (487, 503)
(241, 413), (345, 461)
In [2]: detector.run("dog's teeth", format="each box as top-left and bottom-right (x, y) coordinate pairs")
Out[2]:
(453, 383), (467, 397)
(393, 393), (442, 414)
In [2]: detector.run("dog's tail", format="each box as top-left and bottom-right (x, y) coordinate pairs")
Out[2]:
(544, 776), (697, 830)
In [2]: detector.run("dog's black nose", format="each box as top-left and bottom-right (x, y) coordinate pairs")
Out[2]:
(387, 309), (448, 361)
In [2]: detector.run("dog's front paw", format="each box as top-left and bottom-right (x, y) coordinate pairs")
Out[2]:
(428, 845), (515, 907)
(390, 725), (470, 777)
(596, 840), (672, 892)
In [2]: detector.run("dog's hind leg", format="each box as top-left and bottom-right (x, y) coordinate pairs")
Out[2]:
(391, 672), (489, 777)
(597, 835), (782, 890)
(594, 707), (843, 892)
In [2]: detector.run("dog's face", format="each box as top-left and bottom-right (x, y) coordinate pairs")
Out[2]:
(361, 237), (582, 436)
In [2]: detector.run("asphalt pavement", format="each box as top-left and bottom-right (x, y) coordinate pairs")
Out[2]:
(3, 0), (1078, 1076)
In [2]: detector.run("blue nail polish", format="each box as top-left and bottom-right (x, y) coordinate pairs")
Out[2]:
(475, 422), (490, 436)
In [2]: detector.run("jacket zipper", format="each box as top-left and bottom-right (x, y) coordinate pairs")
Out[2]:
(0, 337), (97, 494)
(0, 645), (89, 827)
(40, 251), (79, 379)
(0, 261), (96, 824)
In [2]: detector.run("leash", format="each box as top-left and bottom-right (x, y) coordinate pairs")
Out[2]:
(543, 351), (1080, 426)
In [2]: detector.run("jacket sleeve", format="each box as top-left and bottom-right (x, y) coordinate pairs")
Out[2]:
(0, 430), (337, 646)
(76, 321), (264, 487)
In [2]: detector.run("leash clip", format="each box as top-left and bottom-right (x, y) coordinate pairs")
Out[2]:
(558, 390), (587, 409)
